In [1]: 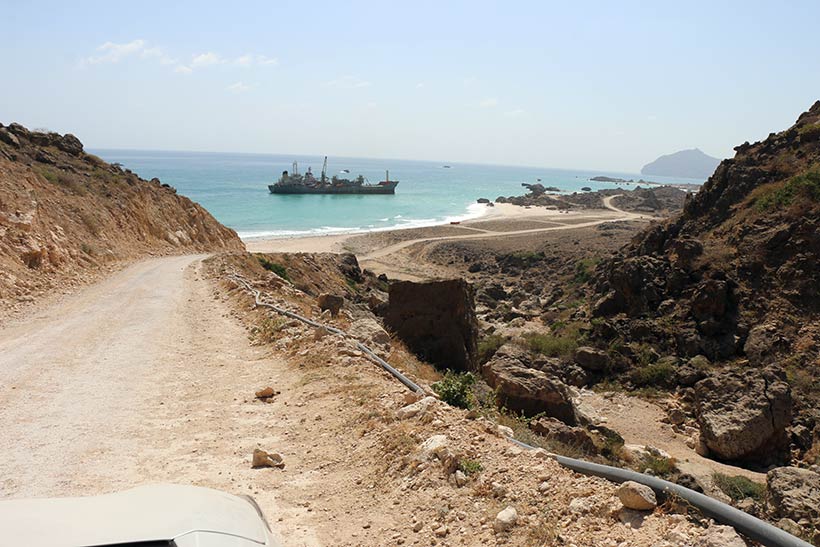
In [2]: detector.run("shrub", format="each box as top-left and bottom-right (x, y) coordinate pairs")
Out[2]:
(641, 453), (677, 479)
(522, 331), (578, 357)
(798, 123), (820, 140)
(755, 170), (820, 211)
(713, 473), (765, 501)
(477, 334), (506, 363)
(630, 361), (675, 387)
(572, 257), (598, 285)
(257, 256), (290, 281)
(257, 316), (286, 343)
(458, 458), (482, 475)
(432, 371), (476, 409)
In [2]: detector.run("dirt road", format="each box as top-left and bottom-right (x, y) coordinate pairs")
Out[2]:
(0, 255), (320, 546)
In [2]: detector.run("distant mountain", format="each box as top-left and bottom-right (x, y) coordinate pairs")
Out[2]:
(641, 148), (721, 179)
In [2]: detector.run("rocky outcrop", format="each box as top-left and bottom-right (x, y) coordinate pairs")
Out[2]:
(385, 279), (479, 371)
(695, 368), (791, 462)
(766, 467), (820, 528)
(0, 122), (243, 316)
(529, 417), (597, 453)
(349, 317), (391, 354)
(481, 344), (577, 423)
(317, 293), (344, 316)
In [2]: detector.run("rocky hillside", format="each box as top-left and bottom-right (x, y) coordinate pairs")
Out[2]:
(590, 102), (820, 464)
(0, 123), (243, 317)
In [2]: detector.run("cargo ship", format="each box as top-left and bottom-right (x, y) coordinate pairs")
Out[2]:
(269, 157), (399, 195)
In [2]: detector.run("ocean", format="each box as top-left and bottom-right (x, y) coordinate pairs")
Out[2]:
(92, 150), (703, 239)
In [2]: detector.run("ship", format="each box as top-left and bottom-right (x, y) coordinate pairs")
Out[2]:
(269, 157), (399, 195)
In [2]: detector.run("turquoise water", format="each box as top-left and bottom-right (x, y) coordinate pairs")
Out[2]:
(93, 150), (703, 239)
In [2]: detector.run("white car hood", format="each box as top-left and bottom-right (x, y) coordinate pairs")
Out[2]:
(0, 484), (270, 546)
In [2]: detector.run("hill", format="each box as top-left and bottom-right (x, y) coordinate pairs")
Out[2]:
(0, 122), (243, 318)
(641, 148), (721, 179)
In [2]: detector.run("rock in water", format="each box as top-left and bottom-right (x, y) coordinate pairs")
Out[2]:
(493, 506), (518, 532)
(251, 448), (284, 469)
(481, 344), (577, 423)
(616, 481), (657, 511)
(385, 279), (478, 371)
(695, 368), (791, 462)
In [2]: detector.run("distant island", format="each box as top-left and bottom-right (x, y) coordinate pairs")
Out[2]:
(590, 176), (633, 183)
(641, 148), (720, 179)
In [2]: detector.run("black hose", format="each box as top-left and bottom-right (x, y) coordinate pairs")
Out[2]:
(228, 273), (811, 547)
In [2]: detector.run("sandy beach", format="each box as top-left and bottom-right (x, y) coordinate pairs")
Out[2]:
(243, 200), (651, 280)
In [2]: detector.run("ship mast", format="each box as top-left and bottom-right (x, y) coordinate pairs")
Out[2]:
(321, 156), (328, 183)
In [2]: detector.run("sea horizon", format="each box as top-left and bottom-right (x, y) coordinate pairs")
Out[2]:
(93, 148), (705, 239)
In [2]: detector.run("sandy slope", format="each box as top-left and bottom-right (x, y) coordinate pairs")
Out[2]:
(0, 255), (320, 546)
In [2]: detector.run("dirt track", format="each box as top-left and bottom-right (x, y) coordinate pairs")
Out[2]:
(0, 255), (320, 546)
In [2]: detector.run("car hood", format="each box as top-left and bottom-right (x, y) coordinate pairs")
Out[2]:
(0, 484), (270, 546)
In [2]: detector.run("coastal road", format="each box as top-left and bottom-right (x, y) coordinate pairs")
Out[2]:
(0, 255), (319, 546)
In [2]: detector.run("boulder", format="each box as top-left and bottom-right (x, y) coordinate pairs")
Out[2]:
(396, 396), (437, 420)
(348, 318), (391, 352)
(493, 506), (518, 533)
(574, 346), (610, 371)
(0, 128), (20, 147)
(766, 467), (820, 525)
(529, 417), (598, 453)
(695, 368), (791, 462)
(317, 293), (344, 316)
(477, 198), (490, 204)
(57, 133), (84, 156)
(482, 344), (577, 423)
(385, 279), (478, 371)
(617, 481), (657, 511)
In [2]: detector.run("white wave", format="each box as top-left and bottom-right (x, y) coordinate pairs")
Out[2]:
(238, 201), (492, 241)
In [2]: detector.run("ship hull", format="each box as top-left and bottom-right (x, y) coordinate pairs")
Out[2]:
(269, 182), (398, 195)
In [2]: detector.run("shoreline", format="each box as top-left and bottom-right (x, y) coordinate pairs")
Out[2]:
(243, 201), (639, 256)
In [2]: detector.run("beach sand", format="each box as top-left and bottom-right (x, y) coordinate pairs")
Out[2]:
(243, 202), (638, 259)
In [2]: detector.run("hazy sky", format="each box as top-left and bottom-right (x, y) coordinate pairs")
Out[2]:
(2, 1), (819, 171)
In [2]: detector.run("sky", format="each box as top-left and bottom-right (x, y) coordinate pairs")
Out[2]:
(2, 0), (819, 172)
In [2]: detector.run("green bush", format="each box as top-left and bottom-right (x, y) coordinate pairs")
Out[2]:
(641, 453), (677, 479)
(630, 361), (675, 387)
(458, 458), (482, 475)
(755, 170), (820, 211)
(572, 258), (598, 285)
(522, 332), (578, 357)
(798, 123), (820, 140)
(713, 473), (766, 501)
(477, 334), (506, 363)
(257, 256), (290, 281)
(432, 371), (476, 409)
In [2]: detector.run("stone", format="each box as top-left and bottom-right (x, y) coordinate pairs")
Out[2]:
(396, 396), (437, 420)
(695, 368), (791, 461)
(57, 133), (84, 156)
(766, 467), (820, 525)
(482, 344), (577, 423)
(696, 525), (746, 547)
(493, 506), (518, 533)
(317, 293), (344, 316)
(616, 481), (657, 511)
(0, 128), (20, 147)
(574, 346), (610, 371)
(529, 417), (598, 453)
(385, 279), (478, 371)
(254, 386), (277, 401)
(252, 448), (284, 469)
(454, 470), (467, 487)
(348, 317), (391, 352)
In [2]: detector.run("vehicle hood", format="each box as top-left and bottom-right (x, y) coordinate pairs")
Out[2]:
(0, 484), (270, 546)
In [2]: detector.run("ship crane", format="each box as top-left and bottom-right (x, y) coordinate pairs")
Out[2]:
(321, 156), (328, 184)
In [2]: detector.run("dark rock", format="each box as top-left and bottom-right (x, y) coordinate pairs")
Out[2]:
(695, 368), (791, 462)
(477, 198), (490, 204)
(317, 293), (344, 316)
(481, 344), (577, 423)
(338, 252), (363, 282)
(574, 346), (610, 371)
(0, 128), (20, 147)
(57, 133), (83, 156)
(386, 279), (478, 371)
(530, 417), (597, 453)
